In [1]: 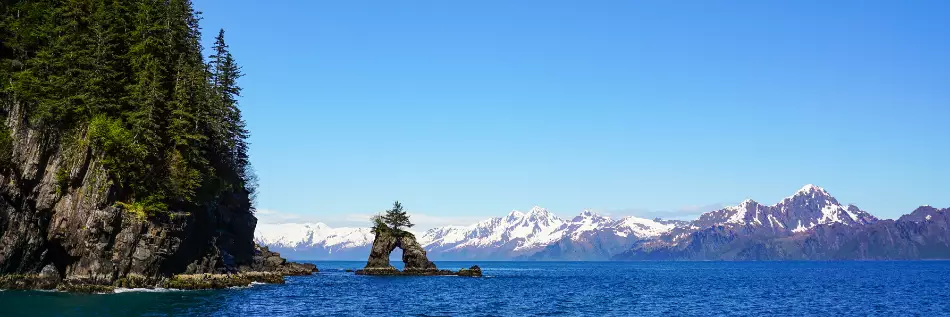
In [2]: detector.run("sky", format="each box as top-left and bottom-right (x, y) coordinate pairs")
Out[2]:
(194, 0), (950, 230)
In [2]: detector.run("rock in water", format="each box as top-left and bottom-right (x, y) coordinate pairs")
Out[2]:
(457, 265), (483, 277)
(251, 245), (319, 276)
(355, 228), (480, 276)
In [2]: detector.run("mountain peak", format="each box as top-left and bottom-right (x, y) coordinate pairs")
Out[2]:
(574, 209), (610, 223)
(507, 210), (525, 218)
(528, 206), (548, 215)
(784, 184), (835, 203)
(796, 184), (828, 195)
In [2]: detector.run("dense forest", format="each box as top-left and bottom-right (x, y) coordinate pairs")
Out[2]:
(0, 0), (254, 217)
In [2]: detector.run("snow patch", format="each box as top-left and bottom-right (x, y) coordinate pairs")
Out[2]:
(792, 220), (815, 233)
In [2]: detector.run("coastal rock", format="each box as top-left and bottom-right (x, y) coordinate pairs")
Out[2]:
(0, 101), (313, 290)
(457, 265), (482, 277)
(356, 228), (479, 276)
(248, 244), (318, 276)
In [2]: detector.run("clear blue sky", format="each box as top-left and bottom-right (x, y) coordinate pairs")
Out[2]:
(194, 0), (950, 228)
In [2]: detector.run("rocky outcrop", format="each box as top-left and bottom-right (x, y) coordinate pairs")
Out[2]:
(456, 265), (482, 277)
(355, 228), (481, 277)
(0, 101), (314, 291)
(249, 244), (318, 276)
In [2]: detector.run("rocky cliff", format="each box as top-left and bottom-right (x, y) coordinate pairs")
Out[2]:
(0, 102), (310, 290)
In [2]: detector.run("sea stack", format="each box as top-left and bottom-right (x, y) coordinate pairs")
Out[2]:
(355, 204), (481, 277)
(355, 229), (481, 276)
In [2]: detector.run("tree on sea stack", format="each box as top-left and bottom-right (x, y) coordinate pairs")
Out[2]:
(370, 214), (387, 234)
(382, 201), (414, 233)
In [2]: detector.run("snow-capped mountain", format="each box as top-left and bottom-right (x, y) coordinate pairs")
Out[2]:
(418, 207), (674, 260)
(418, 206), (567, 256)
(255, 184), (947, 261)
(254, 207), (674, 260)
(254, 223), (376, 260)
(524, 210), (678, 260)
(616, 197), (947, 261)
(694, 184), (877, 233)
(614, 184), (895, 260)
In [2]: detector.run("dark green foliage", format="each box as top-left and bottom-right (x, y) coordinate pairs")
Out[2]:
(370, 214), (387, 234)
(382, 201), (414, 232)
(209, 29), (254, 200)
(0, 124), (12, 170)
(0, 0), (255, 218)
(55, 167), (69, 194)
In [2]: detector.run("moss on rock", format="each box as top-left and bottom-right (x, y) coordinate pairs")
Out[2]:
(162, 272), (284, 290)
(114, 274), (159, 288)
(56, 283), (115, 293)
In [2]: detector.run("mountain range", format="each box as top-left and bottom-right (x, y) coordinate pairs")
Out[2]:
(255, 185), (949, 260)
(255, 206), (678, 260)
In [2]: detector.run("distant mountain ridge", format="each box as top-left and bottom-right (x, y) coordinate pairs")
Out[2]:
(254, 223), (376, 260)
(694, 184), (877, 233)
(254, 206), (675, 260)
(418, 207), (675, 260)
(615, 185), (949, 260)
(254, 185), (949, 260)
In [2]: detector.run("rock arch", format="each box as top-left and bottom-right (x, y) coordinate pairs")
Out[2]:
(356, 228), (481, 276)
(357, 228), (437, 274)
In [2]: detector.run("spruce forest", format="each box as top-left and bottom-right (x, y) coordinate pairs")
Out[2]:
(0, 0), (255, 217)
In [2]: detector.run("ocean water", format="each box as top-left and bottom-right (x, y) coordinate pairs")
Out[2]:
(1, 261), (949, 316)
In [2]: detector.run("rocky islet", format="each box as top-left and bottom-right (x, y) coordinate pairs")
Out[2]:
(355, 226), (482, 277)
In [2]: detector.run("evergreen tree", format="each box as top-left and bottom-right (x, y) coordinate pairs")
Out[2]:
(382, 201), (414, 232)
(370, 214), (386, 234)
(209, 28), (253, 200)
(164, 0), (207, 202)
(88, 0), (132, 117)
(121, 0), (173, 209)
(0, 0), (257, 218)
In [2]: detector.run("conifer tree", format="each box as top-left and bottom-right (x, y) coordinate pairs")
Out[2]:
(164, 0), (207, 201)
(0, 0), (256, 218)
(210, 28), (253, 198)
(382, 201), (414, 232)
(88, 0), (132, 117)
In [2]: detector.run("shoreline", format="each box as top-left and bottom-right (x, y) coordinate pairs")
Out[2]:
(0, 271), (306, 293)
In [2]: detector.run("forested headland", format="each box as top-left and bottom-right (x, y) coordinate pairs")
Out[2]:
(0, 1), (310, 292)
(0, 0), (253, 217)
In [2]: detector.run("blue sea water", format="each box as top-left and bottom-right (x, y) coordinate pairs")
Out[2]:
(1, 261), (949, 316)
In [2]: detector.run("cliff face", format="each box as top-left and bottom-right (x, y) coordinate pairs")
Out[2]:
(0, 102), (287, 287)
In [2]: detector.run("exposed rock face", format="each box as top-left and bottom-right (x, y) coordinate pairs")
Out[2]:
(0, 102), (312, 290)
(250, 244), (318, 276)
(355, 229), (480, 276)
